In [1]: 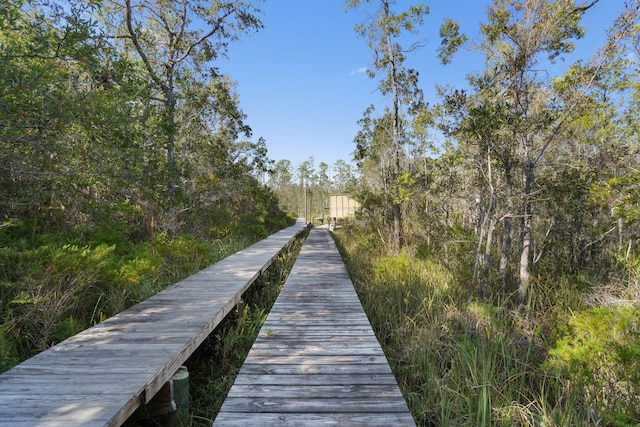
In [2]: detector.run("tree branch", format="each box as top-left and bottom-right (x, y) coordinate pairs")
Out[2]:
(124, 0), (168, 94)
(173, 7), (235, 65)
(571, 0), (600, 15)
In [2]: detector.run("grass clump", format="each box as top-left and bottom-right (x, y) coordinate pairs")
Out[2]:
(0, 222), (258, 373)
(333, 224), (620, 426)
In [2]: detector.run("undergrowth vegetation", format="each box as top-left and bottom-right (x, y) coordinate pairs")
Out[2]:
(0, 216), (295, 373)
(334, 224), (640, 426)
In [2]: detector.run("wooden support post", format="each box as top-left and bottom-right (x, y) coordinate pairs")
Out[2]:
(126, 366), (189, 426)
(127, 382), (175, 423)
(167, 366), (189, 427)
(236, 298), (245, 325)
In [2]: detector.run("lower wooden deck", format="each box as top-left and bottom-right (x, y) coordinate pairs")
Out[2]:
(214, 228), (415, 426)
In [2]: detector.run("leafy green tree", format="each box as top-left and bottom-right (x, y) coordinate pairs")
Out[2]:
(446, 0), (613, 305)
(268, 159), (297, 214)
(332, 159), (355, 193)
(346, 0), (428, 254)
(297, 157), (316, 219)
(101, 0), (263, 201)
(436, 0), (640, 308)
(561, 5), (640, 291)
(0, 0), (147, 227)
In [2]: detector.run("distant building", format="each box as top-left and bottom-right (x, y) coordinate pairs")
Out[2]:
(329, 195), (360, 219)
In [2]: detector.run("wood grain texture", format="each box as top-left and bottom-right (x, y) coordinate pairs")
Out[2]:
(0, 220), (307, 427)
(214, 228), (415, 427)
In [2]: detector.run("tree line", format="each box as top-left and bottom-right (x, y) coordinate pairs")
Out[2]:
(344, 0), (640, 309)
(267, 157), (356, 222)
(333, 1), (640, 423)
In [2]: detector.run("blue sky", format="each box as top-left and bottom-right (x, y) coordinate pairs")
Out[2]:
(218, 1), (627, 172)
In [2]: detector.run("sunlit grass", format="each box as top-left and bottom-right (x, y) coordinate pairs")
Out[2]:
(0, 232), (256, 372)
(333, 225), (597, 426)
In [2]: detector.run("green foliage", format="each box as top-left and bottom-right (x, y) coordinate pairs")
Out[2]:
(0, 219), (261, 372)
(438, 17), (468, 65)
(0, 323), (19, 373)
(247, 224), (269, 239)
(338, 1), (640, 425)
(1, 0), (285, 243)
(374, 252), (412, 277)
(0, 0), (293, 376)
(0, 242), (116, 354)
(596, 173), (640, 225)
(347, 0), (428, 254)
(334, 224), (604, 426)
(345, 203), (637, 423)
(548, 307), (640, 425)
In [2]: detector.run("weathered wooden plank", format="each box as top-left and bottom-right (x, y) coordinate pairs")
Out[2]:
(8, 360), (166, 377)
(0, 393), (141, 427)
(250, 341), (380, 349)
(5, 354), (168, 371)
(63, 331), (196, 344)
(242, 354), (390, 365)
(246, 348), (386, 359)
(238, 363), (395, 376)
(231, 373), (401, 386)
(263, 311), (368, 318)
(219, 397), (411, 413)
(0, 220), (308, 427)
(0, 384), (130, 395)
(226, 384), (405, 399)
(213, 412), (415, 427)
(251, 328), (378, 338)
(264, 311), (370, 318)
(264, 299), (363, 306)
(0, 393), (129, 408)
(215, 227), (414, 426)
(270, 302), (365, 308)
(261, 320), (372, 328)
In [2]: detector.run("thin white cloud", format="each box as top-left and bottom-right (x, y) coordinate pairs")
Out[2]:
(349, 67), (368, 77)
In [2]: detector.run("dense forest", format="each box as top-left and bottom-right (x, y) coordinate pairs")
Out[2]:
(2, 0), (640, 425)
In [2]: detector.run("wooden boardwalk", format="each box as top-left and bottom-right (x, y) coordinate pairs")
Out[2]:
(0, 220), (307, 426)
(214, 227), (415, 426)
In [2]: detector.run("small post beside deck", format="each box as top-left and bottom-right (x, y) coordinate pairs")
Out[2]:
(214, 227), (416, 426)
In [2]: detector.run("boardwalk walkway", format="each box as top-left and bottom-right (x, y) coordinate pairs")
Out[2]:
(214, 227), (415, 426)
(0, 220), (307, 426)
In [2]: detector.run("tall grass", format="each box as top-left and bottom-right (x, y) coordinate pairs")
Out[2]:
(333, 225), (599, 426)
(0, 226), (254, 373)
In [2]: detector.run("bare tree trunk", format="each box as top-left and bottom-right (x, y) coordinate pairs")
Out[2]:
(518, 161), (535, 306)
(384, 0), (402, 256)
(482, 152), (496, 299)
(471, 149), (498, 298)
(473, 201), (486, 288)
(125, 0), (178, 199)
(483, 214), (496, 299)
(499, 215), (512, 287)
(499, 161), (513, 291)
(166, 75), (177, 197)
